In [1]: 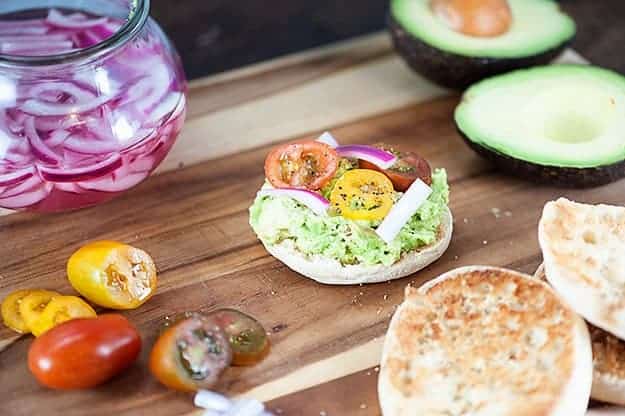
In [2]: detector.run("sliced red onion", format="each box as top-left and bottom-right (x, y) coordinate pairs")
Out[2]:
(46, 9), (108, 29)
(375, 179), (432, 244)
(0, 34), (69, 42)
(316, 132), (339, 148)
(24, 117), (61, 164)
(54, 182), (82, 193)
(258, 188), (329, 216)
(1, 174), (43, 198)
(78, 171), (148, 192)
(1, 40), (73, 54)
(21, 94), (112, 116)
(0, 10), (186, 210)
(45, 129), (71, 147)
(0, 26), (48, 36)
(336, 145), (397, 170)
(25, 82), (96, 103)
(0, 166), (35, 187)
(144, 92), (182, 126)
(0, 182), (51, 208)
(38, 153), (122, 182)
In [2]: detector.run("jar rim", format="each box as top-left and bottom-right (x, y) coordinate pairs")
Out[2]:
(0, 0), (150, 67)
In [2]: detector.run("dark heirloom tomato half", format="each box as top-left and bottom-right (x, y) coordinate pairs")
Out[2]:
(360, 143), (432, 191)
(28, 314), (141, 389)
(207, 308), (270, 366)
(264, 141), (339, 190)
(149, 314), (232, 392)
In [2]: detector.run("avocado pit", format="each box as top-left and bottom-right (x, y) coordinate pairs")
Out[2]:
(430, 0), (512, 38)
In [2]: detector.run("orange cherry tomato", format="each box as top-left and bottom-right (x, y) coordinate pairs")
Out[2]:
(149, 314), (232, 392)
(264, 141), (339, 190)
(67, 241), (157, 310)
(28, 314), (141, 389)
(430, 0), (512, 37)
(207, 309), (270, 366)
(360, 143), (432, 191)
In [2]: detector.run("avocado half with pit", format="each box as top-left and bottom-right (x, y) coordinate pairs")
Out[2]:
(455, 65), (625, 188)
(389, 0), (576, 89)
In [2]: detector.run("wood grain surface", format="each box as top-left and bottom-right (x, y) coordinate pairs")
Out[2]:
(0, 31), (613, 416)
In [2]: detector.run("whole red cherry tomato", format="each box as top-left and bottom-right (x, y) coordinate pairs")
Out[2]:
(28, 314), (141, 389)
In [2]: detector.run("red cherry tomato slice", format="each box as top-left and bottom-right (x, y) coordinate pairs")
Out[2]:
(149, 314), (232, 392)
(28, 314), (141, 389)
(360, 143), (432, 191)
(264, 141), (339, 190)
(207, 308), (270, 366)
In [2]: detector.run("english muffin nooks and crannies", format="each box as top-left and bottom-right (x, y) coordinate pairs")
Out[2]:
(378, 266), (592, 416)
(536, 264), (625, 406)
(539, 198), (625, 340)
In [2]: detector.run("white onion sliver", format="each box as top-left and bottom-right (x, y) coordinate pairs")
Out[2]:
(316, 131), (339, 148)
(224, 399), (264, 416)
(375, 179), (432, 244)
(259, 188), (329, 216)
(194, 390), (231, 412)
(336, 145), (397, 170)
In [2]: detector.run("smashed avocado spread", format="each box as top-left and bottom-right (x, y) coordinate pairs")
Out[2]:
(249, 169), (449, 266)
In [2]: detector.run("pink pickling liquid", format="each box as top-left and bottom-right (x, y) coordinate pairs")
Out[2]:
(0, 8), (187, 212)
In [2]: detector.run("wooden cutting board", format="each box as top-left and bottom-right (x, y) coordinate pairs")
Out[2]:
(0, 33), (617, 415)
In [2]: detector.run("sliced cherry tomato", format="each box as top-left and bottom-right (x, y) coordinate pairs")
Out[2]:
(330, 169), (394, 221)
(19, 290), (60, 333)
(149, 314), (232, 392)
(28, 314), (141, 389)
(265, 141), (339, 190)
(30, 295), (97, 337)
(359, 143), (432, 191)
(67, 241), (157, 310)
(207, 308), (270, 366)
(2, 289), (35, 333)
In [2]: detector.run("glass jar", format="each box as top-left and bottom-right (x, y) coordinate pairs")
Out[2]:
(0, 0), (187, 212)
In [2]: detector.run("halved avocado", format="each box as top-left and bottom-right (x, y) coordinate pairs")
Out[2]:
(389, 0), (576, 89)
(455, 65), (625, 188)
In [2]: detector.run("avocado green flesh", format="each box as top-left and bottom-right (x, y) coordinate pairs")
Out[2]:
(391, 0), (575, 58)
(249, 169), (449, 267)
(455, 65), (625, 168)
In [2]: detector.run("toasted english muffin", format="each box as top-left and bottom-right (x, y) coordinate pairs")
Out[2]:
(262, 207), (452, 285)
(378, 266), (592, 416)
(535, 263), (625, 406)
(539, 198), (625, 340)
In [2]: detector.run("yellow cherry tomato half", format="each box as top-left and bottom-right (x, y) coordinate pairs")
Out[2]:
(2, 289), (35, 333)
(330, 169), (394, 221)
(29, 295), (97, 337)
(67, 241), (157, 310)
(19, 290), (60, 333)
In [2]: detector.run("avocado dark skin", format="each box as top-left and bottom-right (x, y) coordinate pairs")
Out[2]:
(457, 128), (625, 188)
(388, 13), (573, 90)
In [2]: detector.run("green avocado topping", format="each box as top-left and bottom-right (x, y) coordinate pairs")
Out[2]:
(249, 169), (449, 266)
